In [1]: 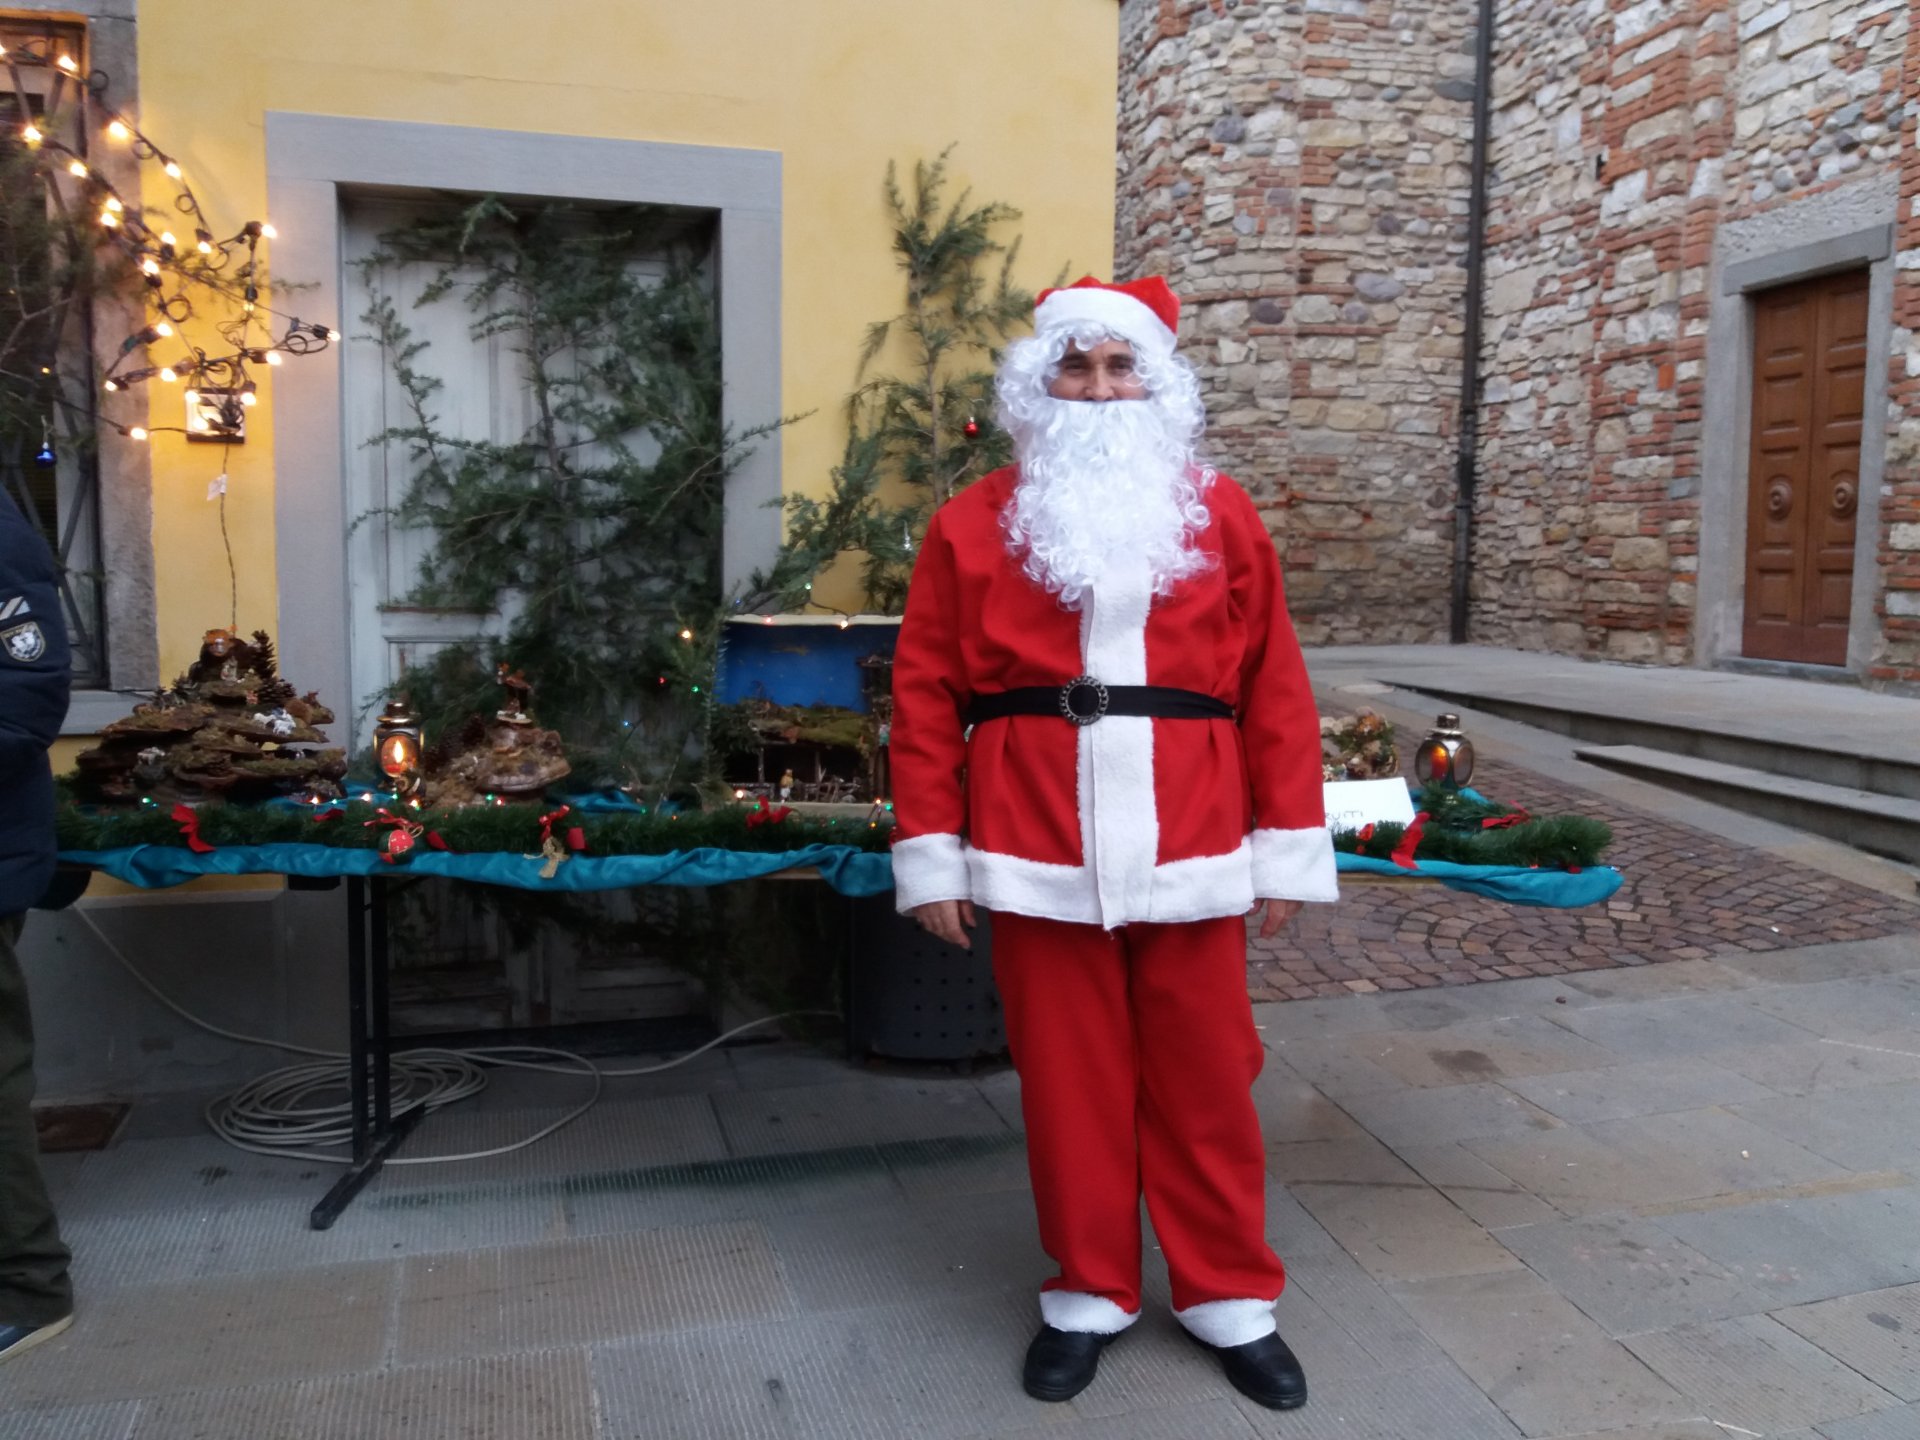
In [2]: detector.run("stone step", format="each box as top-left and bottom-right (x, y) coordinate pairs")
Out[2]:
(1573, 744), (1920, 864)
(1404, 683), (1920, 803)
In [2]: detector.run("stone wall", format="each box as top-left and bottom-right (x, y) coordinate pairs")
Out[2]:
(1116, 0), (1479, 645)
(1118, 0), (1920, 685)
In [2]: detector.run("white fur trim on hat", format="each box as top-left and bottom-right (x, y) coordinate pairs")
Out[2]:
(1034, 288), (1176, 357)
(1040, 1290), (1140, 1335)
(1175, 1296), (1280, 1348)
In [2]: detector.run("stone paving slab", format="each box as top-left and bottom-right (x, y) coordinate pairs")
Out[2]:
(710, 1077), (1010, 1156)
(587, 1291), (1047, 1440)
(1288, 1180), (1525, 1284)
(555, 1142), (909, 1236)
(1278, 1244), (1456, 1373)
(765, 1186), (1045, 1313)
(1706, 1031), (1920, 1096)
(1501, 1057), (1777, 1125)
(1815, 1404), (1920, 1438)
(0, 1260), (396, 1406)
(1741, 974), (1920, 1040)
(393, 1223), (794, 1363)
(1263, 1033), (1410, 1099)
(128, 1350), (597, 1440)
(1715, 934), (1920, 985)
(1388, 1142), (1563, 1230)
(1542, 992), (1823, 1063)
(1587, 1108), (1853, 1194)
(1773, 1284), (1920, 1403)
(1231, 1362), (1528, 1438)
(1729, 1079), (1920, 1171)
(0, 1402), (138, 1440)
(985, 1398), (1261, 1439)
(1462, 1122), (1740, 1218)
(1651, 1186), (1920, 1306)
(1623, 1314), (1902, 1435)
(1339, 1015), (1624, 1089)
(1493, 1214), (1775, 1335)
(1389, 1268), (1692, 1436)
(1340, 1079), (1563, 1149)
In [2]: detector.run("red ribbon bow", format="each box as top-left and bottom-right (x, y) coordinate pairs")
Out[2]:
(1356, 823), (1376, 843)
(1481, 808), (1531, 830)
(538, 805), (588, 853)
(1390, 811), (1429, 871)
(745, 796), (793, 829)
(170, 803), (215, 854)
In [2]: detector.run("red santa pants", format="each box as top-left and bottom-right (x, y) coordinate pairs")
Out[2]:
(991, 910), (1286, 1340)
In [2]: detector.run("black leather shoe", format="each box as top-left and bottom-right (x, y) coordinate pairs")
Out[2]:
(1022, 1324), (1117, 1402)
(1188, 1328), (1307, 1410)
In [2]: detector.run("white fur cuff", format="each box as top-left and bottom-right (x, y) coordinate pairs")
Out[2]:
(1040, 1290), (1140, 1335)
(889, 833), (972, 914)
(1250, 826), (1340, 903)
(1175, 1297), (1280, 1348)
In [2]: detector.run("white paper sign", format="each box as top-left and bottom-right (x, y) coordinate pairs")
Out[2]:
(1323, 778), (1417, 833)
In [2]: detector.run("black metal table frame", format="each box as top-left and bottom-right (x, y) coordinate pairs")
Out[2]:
(304, 871), (425, 1230)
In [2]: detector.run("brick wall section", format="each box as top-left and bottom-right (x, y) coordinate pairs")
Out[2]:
(1884, 2), (1920, 684)
(1117, 0), (1918, 682)
(1116, 0), (1477, 645)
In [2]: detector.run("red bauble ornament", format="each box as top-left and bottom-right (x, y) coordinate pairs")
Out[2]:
(385, 828), (415, 859)
(963, 417), (981, 439)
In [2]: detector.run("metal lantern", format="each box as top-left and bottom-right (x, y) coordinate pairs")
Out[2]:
(1412, 712), (1475, 790)
(373, 697), (424, 798)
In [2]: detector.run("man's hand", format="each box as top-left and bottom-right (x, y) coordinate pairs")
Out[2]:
(911, 899), (977, 950)
(1253, 898), (1304, 939)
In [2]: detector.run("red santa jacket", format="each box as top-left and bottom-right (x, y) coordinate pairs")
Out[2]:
(889, 466), (1336, 928)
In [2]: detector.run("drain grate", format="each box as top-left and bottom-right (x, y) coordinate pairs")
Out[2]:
(33, 1101), (129, 1153)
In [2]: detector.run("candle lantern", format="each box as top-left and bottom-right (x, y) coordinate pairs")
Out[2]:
(374, 697), (424, 799)
(1412, 712), (1475, 790)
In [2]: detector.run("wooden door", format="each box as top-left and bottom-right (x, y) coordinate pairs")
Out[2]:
(1742, 270), (1867, 665)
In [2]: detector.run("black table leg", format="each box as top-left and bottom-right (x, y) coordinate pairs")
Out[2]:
(311, 872), (421, 1230)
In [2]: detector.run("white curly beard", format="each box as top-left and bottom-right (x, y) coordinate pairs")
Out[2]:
(999, 397), (1215, 607)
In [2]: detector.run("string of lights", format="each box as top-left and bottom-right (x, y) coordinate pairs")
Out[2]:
(3, 37), (340, 445)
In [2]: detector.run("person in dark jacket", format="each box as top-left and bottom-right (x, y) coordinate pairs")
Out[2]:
(0, 488), (74, 1363)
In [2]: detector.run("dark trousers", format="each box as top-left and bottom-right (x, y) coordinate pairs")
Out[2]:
(0, 912), (72, 1327)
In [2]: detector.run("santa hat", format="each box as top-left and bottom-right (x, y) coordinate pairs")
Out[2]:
(1033, 275), (1180, 358)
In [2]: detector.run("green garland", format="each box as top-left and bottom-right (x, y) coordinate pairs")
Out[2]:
(57, 800), (895, 857)
(1331, 787), (1612, 870)
(58, 778), (1609, 871)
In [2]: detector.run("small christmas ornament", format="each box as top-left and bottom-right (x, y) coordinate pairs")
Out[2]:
(963, 415), (981, 439)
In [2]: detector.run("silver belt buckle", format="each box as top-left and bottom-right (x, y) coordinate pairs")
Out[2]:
(1059, 675), (1110, 726)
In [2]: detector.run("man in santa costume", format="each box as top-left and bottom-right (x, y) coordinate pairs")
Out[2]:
(889, 275), (1337, 1410)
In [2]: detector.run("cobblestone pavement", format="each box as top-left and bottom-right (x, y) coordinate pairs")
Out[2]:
(1249, 758), (1920, 1002)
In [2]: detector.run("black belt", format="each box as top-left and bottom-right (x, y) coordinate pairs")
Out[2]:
(965, 677), (1234, 728)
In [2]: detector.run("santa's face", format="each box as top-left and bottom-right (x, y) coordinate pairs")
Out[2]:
(1047, 340), (1148, 403)
(994, 327), (1215, 606)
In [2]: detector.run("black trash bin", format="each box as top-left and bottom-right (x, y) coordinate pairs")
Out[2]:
(844, 895), (1004, 1062)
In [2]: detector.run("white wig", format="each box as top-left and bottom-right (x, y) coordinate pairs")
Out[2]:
(993, 319), (1217, 605)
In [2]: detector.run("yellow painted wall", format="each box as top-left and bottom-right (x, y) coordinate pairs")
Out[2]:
(131, 0), (1119, 680)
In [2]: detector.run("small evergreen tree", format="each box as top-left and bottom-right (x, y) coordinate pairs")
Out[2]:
(752, 148), (1040, 613)
(359, 196), (780, 788)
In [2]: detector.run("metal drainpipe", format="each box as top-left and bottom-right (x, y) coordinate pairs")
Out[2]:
(1450, 0), (1497, 644)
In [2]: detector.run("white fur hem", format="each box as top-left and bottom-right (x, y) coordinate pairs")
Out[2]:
(1040, 1290), (1140, 1335)
(890, 833), (971, 914)
(1250, 826), (1340, 903)
(1175, 1297), (1280, 1348)
(954, 841), (1267, 929)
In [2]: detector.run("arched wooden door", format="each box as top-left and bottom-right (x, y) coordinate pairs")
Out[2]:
(1742, 270), (1867, 666)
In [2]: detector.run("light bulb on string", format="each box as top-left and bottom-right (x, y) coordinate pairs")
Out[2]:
(158, 366), (177, 383)
(160, 232), (177, 253)
(163, 161), (181, 180)
(54, 54), (77, 72)
(21, 124), (41, 145)
(240, 381), (258, 407)
(140, 258), (160, 276)
(153, 322), (173, 339)
(67, 159), (87, 178)
(195, 230), (213, 255)
(264, 350), (283, 366)
(261, 223), (277, 240)
(107, 119), (131, 141)
(104, 196), (122, 213)
(128, 426), (148, 442)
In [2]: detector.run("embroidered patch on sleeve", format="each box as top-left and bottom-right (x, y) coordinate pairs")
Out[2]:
(2, 619), (46, 662)
(0, 594), (31, 621)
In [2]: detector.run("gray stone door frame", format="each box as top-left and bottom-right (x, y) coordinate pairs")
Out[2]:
(1697, 182), (1894, 677)
(264, 113), (782, 742)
